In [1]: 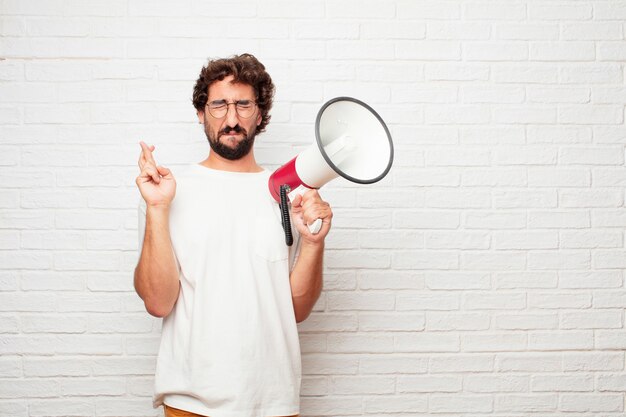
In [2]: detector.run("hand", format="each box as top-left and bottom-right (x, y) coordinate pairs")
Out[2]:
(290, 189), (332, 245)
(135, 141), (176, 208)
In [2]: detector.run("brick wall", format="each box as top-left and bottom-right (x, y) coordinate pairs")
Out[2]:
(1, 1), (625, 416)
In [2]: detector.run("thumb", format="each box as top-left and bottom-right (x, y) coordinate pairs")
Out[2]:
(157, 165), (172, 178)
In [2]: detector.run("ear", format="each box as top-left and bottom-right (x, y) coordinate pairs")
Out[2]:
(197, 109), (205, 124)
(256, 111), (262, 127)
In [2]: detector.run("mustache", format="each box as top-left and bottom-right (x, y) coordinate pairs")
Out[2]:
(219, 125), (247, 137)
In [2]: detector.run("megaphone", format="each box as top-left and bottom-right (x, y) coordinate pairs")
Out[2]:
(269, 96), (394, 245)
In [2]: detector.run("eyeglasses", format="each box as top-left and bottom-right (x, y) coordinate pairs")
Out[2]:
(206, 99), (257, 119)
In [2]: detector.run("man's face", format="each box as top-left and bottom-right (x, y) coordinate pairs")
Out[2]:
(197, 75), (262, 160)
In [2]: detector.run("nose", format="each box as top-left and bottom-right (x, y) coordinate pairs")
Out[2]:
(224, 103), (239, 127)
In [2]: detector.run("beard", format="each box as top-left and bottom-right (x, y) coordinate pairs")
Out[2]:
(205, 123), (256, 161)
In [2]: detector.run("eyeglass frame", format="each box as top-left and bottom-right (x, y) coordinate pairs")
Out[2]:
(205, 99), (258, 119)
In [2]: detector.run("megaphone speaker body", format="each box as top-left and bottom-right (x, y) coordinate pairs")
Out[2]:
(268, 96), (394, 202)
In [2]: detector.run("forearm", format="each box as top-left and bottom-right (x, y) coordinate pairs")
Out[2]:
(289, 241), (324, 323)
(134, 206), (179, 317)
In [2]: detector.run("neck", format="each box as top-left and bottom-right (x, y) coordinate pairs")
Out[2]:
(200, 150), (263, 173)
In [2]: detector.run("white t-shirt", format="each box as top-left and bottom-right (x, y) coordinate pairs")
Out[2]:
(138, 164), (301, 417)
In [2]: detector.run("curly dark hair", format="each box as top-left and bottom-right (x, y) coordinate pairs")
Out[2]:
(192, 53), (275, 133)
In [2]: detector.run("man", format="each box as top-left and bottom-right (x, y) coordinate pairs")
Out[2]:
(134, 54), (332, 417)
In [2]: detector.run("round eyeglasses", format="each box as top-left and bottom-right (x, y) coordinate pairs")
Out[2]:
(206, 100), (257, 119)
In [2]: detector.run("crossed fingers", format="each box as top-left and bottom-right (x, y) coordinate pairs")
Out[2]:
(137, 141), (161, 184)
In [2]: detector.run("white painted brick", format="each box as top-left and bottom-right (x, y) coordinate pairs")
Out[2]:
(23, 358), (90, 377)
(528, 250), (591, 270)
(430, 354), (493, 373)
(592, 209), (626, 227)
(496, 353), (563, 372)
(328, 334), (394, 353)
(425, 104), (490, 124)
(95, 399), (160, 417)
(330, 375), (395, 394)
(495, 394), (558, 412)
(0, 400), (30, 417)
(593, 87), (626, 104)
(528, 292), (592, 309)
(302, 354), (358, 375)
(560, 271), (622, 289)
(21, 314), (86, 333)
(530, 42), (595, 61)
(494, 272), (558, 289)
(393, 85), (457, 103)
(465, 375), (529, 393)
(597, 374), (626, 392)
(397, 1), (461, 19)
(527, 126), (592, 144)
(300, 397), (362, 416)
(301, 376), (327, 396)
(596, 330), (626, 350)
(328, 1), (395, 18)
(426, 272), (490, 290)
(461, 251), (526, 271)
(561, 230), (622, 249)
(0, 378), (59, 398)
(358, 189), (424, 208)
(359, 230), (423, 249)
(360, 355), (427, 375)
(528, 168), (590, 187)
(90, 357), (155, 377)
(462, 167), (527, 187)
(561, 310), (622, 330)
(562, 22), (623, 40)
(560, 64), (623, 84)
(395, 211), (460, 229)
(395, 333), (460, 353)
(464, 42), (529, 61)
(396, 292), (460, 311)
(560, 105), (624, 125)
(425, 231), (489, 250)
(462, 86), (524, 103)
(21, 271), (84, 291)
(530, 374), (594, 392)
(560, 189), (623, 208)
(496, 23), (559, 40)
(594, 290), (626, 307)
(529, 3), (591, 20)
(430, 394), (493, 413)
(563, 352), (624, 371)
(396, 40), (461, 60)
(465, 211), (527, 229)
(398, 375), (461, 392)
(493, 231), (558, 250)
(529, 210), (589, 229)
(594, 250), (626, 269)
(363, 395), (428, 413)
(598, 42), (626, 61)
(0, 315), (19, 333)
(60, 377), (126, 396)
(426, 312), (490, 331)
(358, 271), (423, 290)
(560, 394), (623, 412)
(425, 189), (491, 209)
(0, 357), (21, 377)
(496, 313), (558, 330)
(425, 63), (490, 81)
(393, 250), (459, 270)
(528, 331), (593, 350)
(464, 2), (525, 20)
(493, 64), (559, 83)
(426, 147), (490, 166)
(359, 313), (425, 332)
(464, 292), (526, 310)
(493, 190), (557, 209)
(560, 146), (624, 165)
(426, 21), (490, 40)
(527, 86), (590, 104)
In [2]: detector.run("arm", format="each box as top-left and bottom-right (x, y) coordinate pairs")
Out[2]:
(289, 190), (332, 323)
(134, 205), (180, 318)
(134, 141), (179, 318)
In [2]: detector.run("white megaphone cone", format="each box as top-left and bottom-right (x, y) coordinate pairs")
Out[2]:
(269, 97), (394, 244)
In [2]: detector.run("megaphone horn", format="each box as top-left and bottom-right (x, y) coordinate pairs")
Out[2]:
(269, 96), (394, 245)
